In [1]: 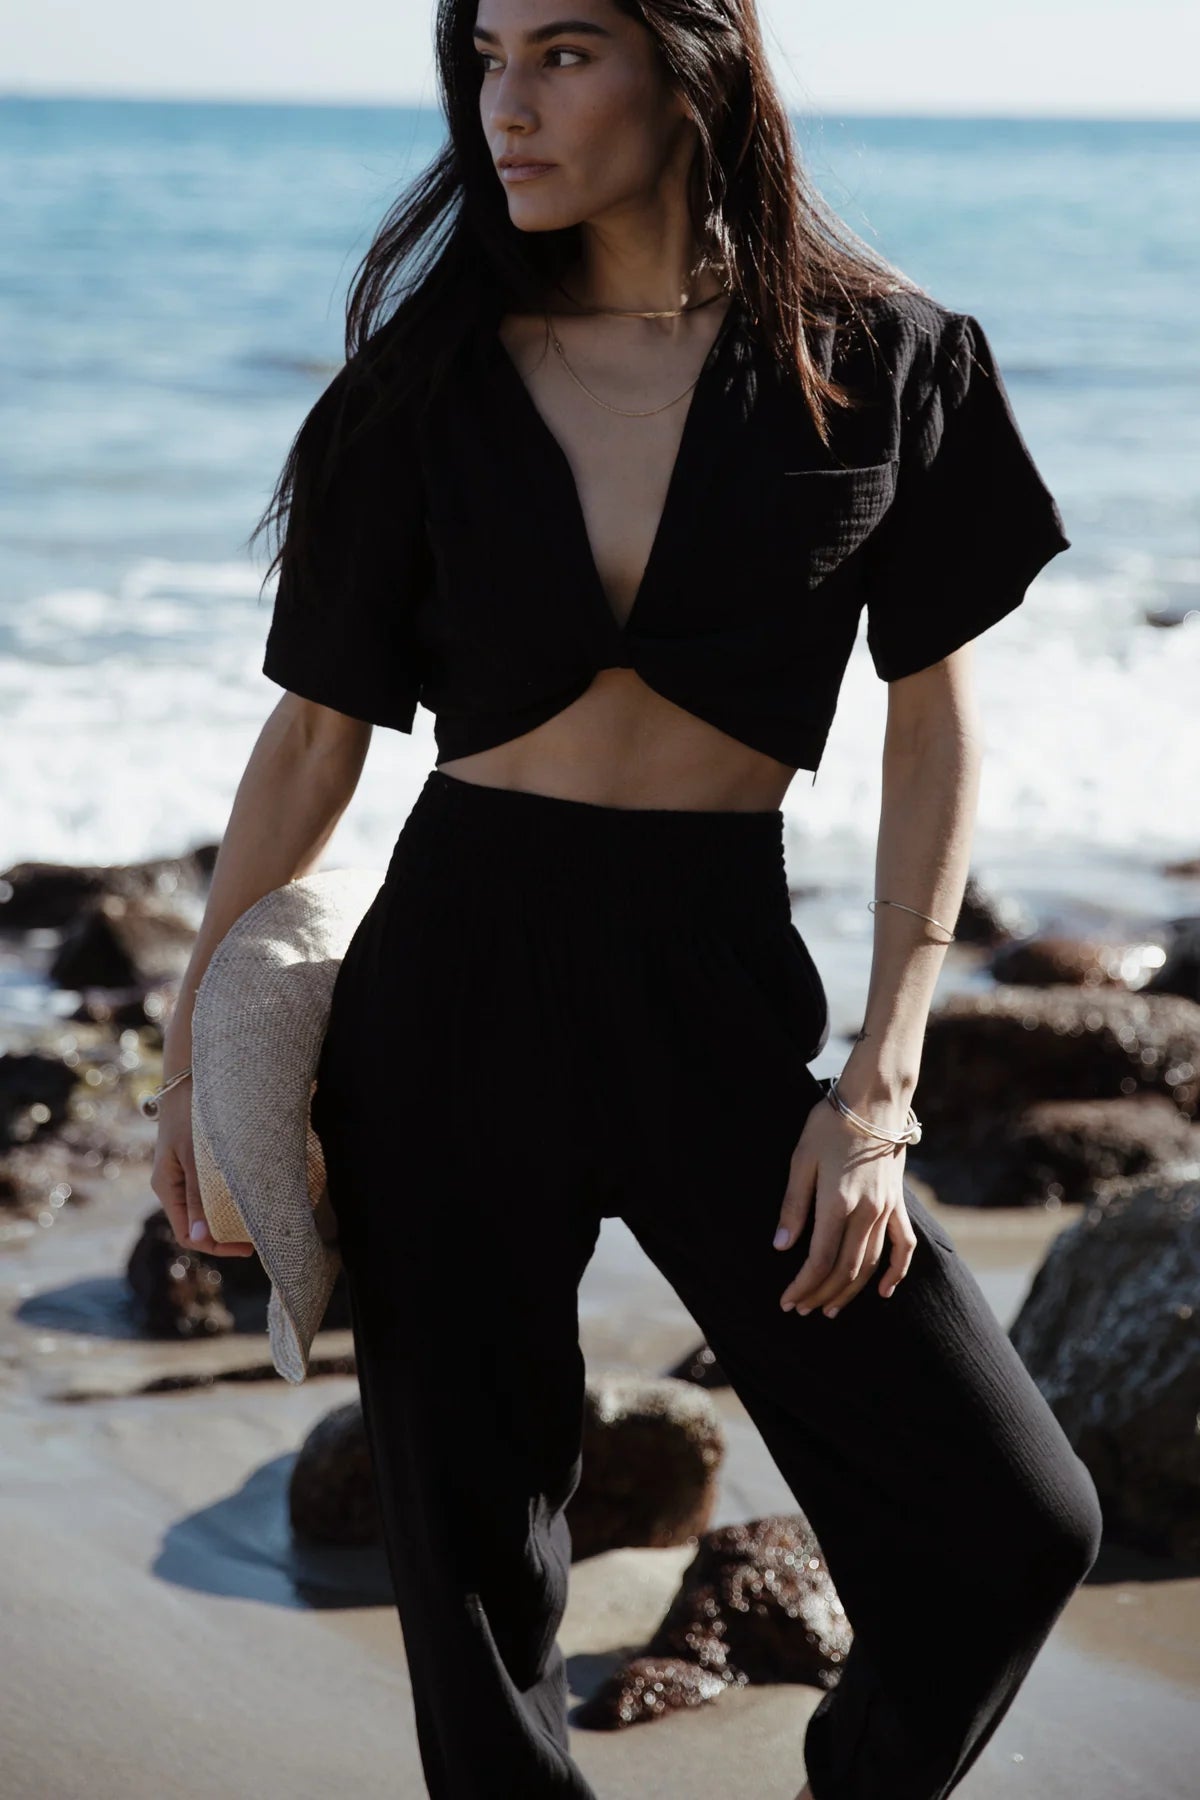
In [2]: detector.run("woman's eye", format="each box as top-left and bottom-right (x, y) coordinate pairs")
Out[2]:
(475, 47), (588, 73)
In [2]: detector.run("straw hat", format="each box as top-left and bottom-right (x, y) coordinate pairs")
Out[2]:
(190, 868), (384, 1383)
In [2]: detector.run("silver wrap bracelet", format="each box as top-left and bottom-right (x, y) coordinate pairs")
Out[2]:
(825, 1074), (922, 1147)
(868, 897), (957, 943)
(140, 1065), (193, 1119)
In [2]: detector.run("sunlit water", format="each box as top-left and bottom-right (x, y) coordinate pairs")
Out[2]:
(3, 100), (1196, 890)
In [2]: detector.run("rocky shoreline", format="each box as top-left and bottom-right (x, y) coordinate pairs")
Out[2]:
(2, 837), (1199, 1761)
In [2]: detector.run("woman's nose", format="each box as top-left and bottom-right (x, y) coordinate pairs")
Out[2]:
(486, 70), (538, 134)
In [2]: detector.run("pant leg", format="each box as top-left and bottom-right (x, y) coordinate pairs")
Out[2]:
(311, 797), (604, 1800)
(610, 912), (1104, 1800)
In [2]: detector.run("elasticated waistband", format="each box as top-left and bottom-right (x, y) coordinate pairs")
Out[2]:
(391, 766), (792, 927)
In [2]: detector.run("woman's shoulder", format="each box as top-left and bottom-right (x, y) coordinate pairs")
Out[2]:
(816, 284), (985, 432)
(830, 284), (968, 399)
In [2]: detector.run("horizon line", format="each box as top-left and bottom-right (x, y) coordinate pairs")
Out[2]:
(2, 86), (1197, 125)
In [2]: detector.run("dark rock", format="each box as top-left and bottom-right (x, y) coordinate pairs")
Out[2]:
(914, 986), (1200, 1129)
(289, 1398), (380, 1546)
(1144, 601), (1199, 629)
(577, 1515), (850, 1728)
(952, 874), (1033, 949)
(0, 845), (218, 932)
(127, 1206), (234, 1340)
(50, 894), (196, 990)
(1162, 855), (1200, 879)
(0, 1033), (170, 1217)
(1009, 1164), (1200, 1561)
(990, 934), (1169, 990)
(289, 1373), (720, 1555)
(664, 1340), (729, 1389)
(69, 985), (175, 1032)
(573, 1654), (734, 1728)
(0, 1052), (78, 1149)
(126, 1205), (354, 1341)
(1145, 917), (1200, 1006)
(566, 1375), (724, 1561)
(912, 1095), (1198, 1212)
(646, 1515), (849, 1685)
(0, 1139), (88, 1223)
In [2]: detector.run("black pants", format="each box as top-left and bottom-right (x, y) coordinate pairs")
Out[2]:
(311, 767), (1103, 1800)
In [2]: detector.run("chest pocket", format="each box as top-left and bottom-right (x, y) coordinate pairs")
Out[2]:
(774, 460), (899, 590)
(691, 458), (898, 628)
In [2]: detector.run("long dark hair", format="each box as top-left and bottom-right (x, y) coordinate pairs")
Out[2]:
(248, 0), (920, 599)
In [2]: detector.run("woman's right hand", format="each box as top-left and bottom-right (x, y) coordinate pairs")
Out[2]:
(150, 1080), (256, 1258)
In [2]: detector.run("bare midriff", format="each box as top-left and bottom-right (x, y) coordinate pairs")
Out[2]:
(437, 667), (797, 813)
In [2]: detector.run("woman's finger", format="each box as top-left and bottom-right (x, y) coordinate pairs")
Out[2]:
(784, 1202), (884, 1316)
(772, 1144), (817, 1252)
(151, 1146), (191, 1247)
(815, 1206), (891, 1317)
(779, 1189), (853, 1312)
(178, 1141), (254, 1256)
(877, 1203), (917, 1299)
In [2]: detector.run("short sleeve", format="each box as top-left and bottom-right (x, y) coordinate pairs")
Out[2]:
(261, 360), (432, 731)
(862, 310), (1070, 683)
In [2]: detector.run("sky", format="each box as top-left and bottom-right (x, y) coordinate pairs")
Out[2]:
(3, 0), (1196, 117)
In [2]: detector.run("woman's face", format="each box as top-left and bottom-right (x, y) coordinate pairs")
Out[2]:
(473, 0), (695, 236)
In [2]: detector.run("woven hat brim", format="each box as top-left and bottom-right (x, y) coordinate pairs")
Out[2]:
(190, 868), (383, 1381)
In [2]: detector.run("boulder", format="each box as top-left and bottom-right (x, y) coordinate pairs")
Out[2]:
(914, 986), (1200, 1127)
(290, 1399), (379, 1546)
(572, 1654), (733, 1728)
(127, 1205), (234, 1340)
(567, 1374), (724, 1560)
(126, 1205), (353, 1342)
(1145, 916), (1200, 1006)
(952, 873), (1033, 949)
(1009, 1163), (1200, 1560)
(575, 1514), (849, 1728)
(0, 845), (217, 931)
(0, 1051), (78, 1149)
(50, 893), (196, 990)
(290, 1374), (725, 1560)
(911, 1094), (1197, 1211)
(989, 935), (1168, 990)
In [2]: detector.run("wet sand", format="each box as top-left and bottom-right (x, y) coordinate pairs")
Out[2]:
(2, 1144), (1198, 1800)
(3, 864), (1200, 1798)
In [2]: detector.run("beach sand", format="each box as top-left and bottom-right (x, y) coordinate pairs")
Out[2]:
(2, 1146), (1198, 1800)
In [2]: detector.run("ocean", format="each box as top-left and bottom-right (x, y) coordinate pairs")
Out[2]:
(3, 96), (1198, 909)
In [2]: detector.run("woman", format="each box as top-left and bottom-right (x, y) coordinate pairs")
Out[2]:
(151, 3), (1103, 1796)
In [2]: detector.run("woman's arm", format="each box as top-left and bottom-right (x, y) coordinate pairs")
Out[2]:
(151, 693), (374, 1255)
(772, 649), (982, 1317)
(842, 650), (981, 1120)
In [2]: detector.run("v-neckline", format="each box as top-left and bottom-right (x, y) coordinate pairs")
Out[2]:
(489, 295), (741, 643)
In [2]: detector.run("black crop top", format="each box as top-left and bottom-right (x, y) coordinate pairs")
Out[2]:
(261, 287), (1070, 779)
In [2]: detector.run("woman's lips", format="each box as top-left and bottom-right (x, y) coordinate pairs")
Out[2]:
(500, 162), (557, 183)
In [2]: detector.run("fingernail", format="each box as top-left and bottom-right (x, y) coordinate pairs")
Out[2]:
(190, 1220), (207, 1241)
(773, 1226), (790, 1249)
(795, 1306), (812, 1317)
(824, 1306), (839, 1319)
(781, 1300), (794, 1312)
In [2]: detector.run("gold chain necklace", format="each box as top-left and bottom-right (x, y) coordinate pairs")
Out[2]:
(542, 294), (731, 419)
(550, 279), (730, 320)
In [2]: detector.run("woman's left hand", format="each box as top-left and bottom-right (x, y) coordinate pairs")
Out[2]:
(772, 1096), (916, 1318)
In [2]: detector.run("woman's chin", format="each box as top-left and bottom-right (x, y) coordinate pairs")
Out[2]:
(504, 194), (584, 235)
